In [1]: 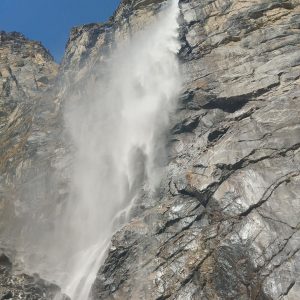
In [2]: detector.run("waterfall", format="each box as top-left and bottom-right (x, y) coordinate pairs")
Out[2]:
(23, 1), (181, 299)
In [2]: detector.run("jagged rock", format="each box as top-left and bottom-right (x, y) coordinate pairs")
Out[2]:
(0, 30), (67, 251)
(0, 0), (299, 299)
(85, 0), (300, 299)
(0, 253), (69, 300)
(0, 32), (68, 297)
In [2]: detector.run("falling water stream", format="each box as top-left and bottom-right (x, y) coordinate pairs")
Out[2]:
(20, 1), (181, 299)
(63, 1), (181, 298)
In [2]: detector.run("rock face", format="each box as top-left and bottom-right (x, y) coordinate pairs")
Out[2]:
(0, 0), (300, 299)
(0, 31), (60, 243)
(0, 254), (68, 300)
(87, 0), (300, 299)
(0, 32), (68, 298)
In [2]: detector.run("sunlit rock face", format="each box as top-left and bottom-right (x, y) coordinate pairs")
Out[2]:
(0, 31), (58, 176)
(88, 0), (300, 299)
(0, 31), (61, 245)
(0, 0), (300, 299)
(0, 32), (67, 299)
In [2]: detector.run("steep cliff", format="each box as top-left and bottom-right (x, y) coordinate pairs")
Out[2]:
(0, 0), (299, 299)
(86, 0), (300, 299)
(0, 31), (58, 185)
(0, 32), (68, 299)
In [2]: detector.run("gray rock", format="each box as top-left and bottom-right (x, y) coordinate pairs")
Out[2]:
(0, 32), (69, 297)
(86, 0), (300, 299)
(0, 253), (69, 300)
(0, 0), (299, 299)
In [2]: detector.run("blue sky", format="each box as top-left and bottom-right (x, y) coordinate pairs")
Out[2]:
(0, 0), (120, 62)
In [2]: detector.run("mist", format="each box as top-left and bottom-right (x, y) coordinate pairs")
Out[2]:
(18, 0), (181, 299)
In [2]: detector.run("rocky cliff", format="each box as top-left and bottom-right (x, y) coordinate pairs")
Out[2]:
(0, 31), (68, 299)
(0, 0), (300, 299)
(88, 0), (300, 299)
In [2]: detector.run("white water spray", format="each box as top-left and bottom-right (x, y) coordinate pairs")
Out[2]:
(20, 1), (181, 299)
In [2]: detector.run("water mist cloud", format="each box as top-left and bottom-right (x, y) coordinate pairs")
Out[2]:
(19, 1), (181, 299)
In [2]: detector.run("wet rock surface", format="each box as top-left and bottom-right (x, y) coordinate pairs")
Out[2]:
(0, 254), (68, 300)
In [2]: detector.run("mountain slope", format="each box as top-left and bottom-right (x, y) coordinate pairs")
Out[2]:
(0, 0), (299, 299)
(86, 0), (300, 299)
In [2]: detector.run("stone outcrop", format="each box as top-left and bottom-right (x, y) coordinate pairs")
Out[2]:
(0, 0), (300, 299)
(0, 29), (70, 259)
(0, 253), (68, 300)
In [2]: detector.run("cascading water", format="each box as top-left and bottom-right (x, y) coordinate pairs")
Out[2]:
(20, 1), (181, 299)
(63, 2), (181, 298)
